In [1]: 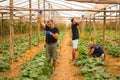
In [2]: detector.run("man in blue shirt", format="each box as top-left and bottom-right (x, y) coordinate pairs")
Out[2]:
(88, 42), (105, 60)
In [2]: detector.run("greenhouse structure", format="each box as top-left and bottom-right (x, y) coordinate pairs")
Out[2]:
(0, 0), (120, 80)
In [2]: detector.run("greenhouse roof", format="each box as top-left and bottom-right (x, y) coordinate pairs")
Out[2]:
(0, 0), (120, 22)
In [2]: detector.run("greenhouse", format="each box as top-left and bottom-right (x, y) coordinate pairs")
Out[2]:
(0, 0), (120, 80)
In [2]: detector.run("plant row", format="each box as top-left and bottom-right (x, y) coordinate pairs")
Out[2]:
(75, 39), (119, 80)
(0, 32), (45, 71)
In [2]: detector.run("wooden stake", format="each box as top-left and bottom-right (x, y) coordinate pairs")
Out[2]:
(38, 0), (40, 43)
(115, 5), (118, 38)
(29, 0), (32, 49)
(110, 7), (112, 37)
(102, 8), (106, 49)
(86, 18), (87, 26)
(118, 4), (120, 39)
(44, 0), (45, 22)
(93, 14), (97, 38)
(1, 13), (3, 40)
(48, 3), (51, 20)
(10, 0), (14, 73)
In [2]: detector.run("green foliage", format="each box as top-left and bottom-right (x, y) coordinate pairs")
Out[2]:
(116, 75), (120, 80)
(106, 21), (118, 30)
(15, 75), (51, 80)
(96, 37), (102, 46)
(32, 34), (38, 46)
(105, 41), (120, 57)
(14, 36), (29, 45)
(16, 77), (34, 80)
(18, 50), (52, 80)
(56, 22), (68, 31)
(0, 30), (64, 73)
(0, 42), (9, 50)
(0, 31), (46, 70)
(77, 39), (89, 56)
(0, 59), (10, 71)
(76, 39), (115, 80)
(58, 31), (66, 46)
(105, 30), (120, 42)
(84, 26), (94, 33)
(15, 31), (66, 79)
(0, 19), (10, 36)
(0, 51), (10, 71)
(0, 77), (8, 80)
(76, 54), (114, 80)
(40, 31), (45, 41)
(95, 36), (120, 57)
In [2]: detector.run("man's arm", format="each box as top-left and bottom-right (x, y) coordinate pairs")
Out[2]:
(77, 18), (82, 24)
(38, 12), (46, 29)
(88, 48), (95, 56)
(50, 33), (59, 40)
(77, 15), (84, 24)
(50, 28), (59, 40)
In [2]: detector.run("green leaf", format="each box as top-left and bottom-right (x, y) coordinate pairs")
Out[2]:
(37, 75), (50, 80)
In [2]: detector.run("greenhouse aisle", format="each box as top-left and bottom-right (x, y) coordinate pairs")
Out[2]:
(52, 31), (83, 80)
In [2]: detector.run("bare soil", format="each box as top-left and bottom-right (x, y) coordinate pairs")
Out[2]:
(105, 52), (120, 75)
(51, 31), (83, 80)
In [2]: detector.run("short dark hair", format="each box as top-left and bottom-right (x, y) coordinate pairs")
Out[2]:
(71, 18), (74, 23)
(47, 19), (53, 23)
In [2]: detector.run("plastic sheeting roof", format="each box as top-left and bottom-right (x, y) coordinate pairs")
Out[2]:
(0, 0), (119, 22)
(67, 0), (120, 4)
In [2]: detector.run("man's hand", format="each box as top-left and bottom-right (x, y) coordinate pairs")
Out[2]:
(46, 31), (58, 39)
(38, 9), (46, 29)
(39, 9), (42, 14)
(46, 31), (51, 36)
(88, 48), (95, 56)
(81, 15), (84, 18)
